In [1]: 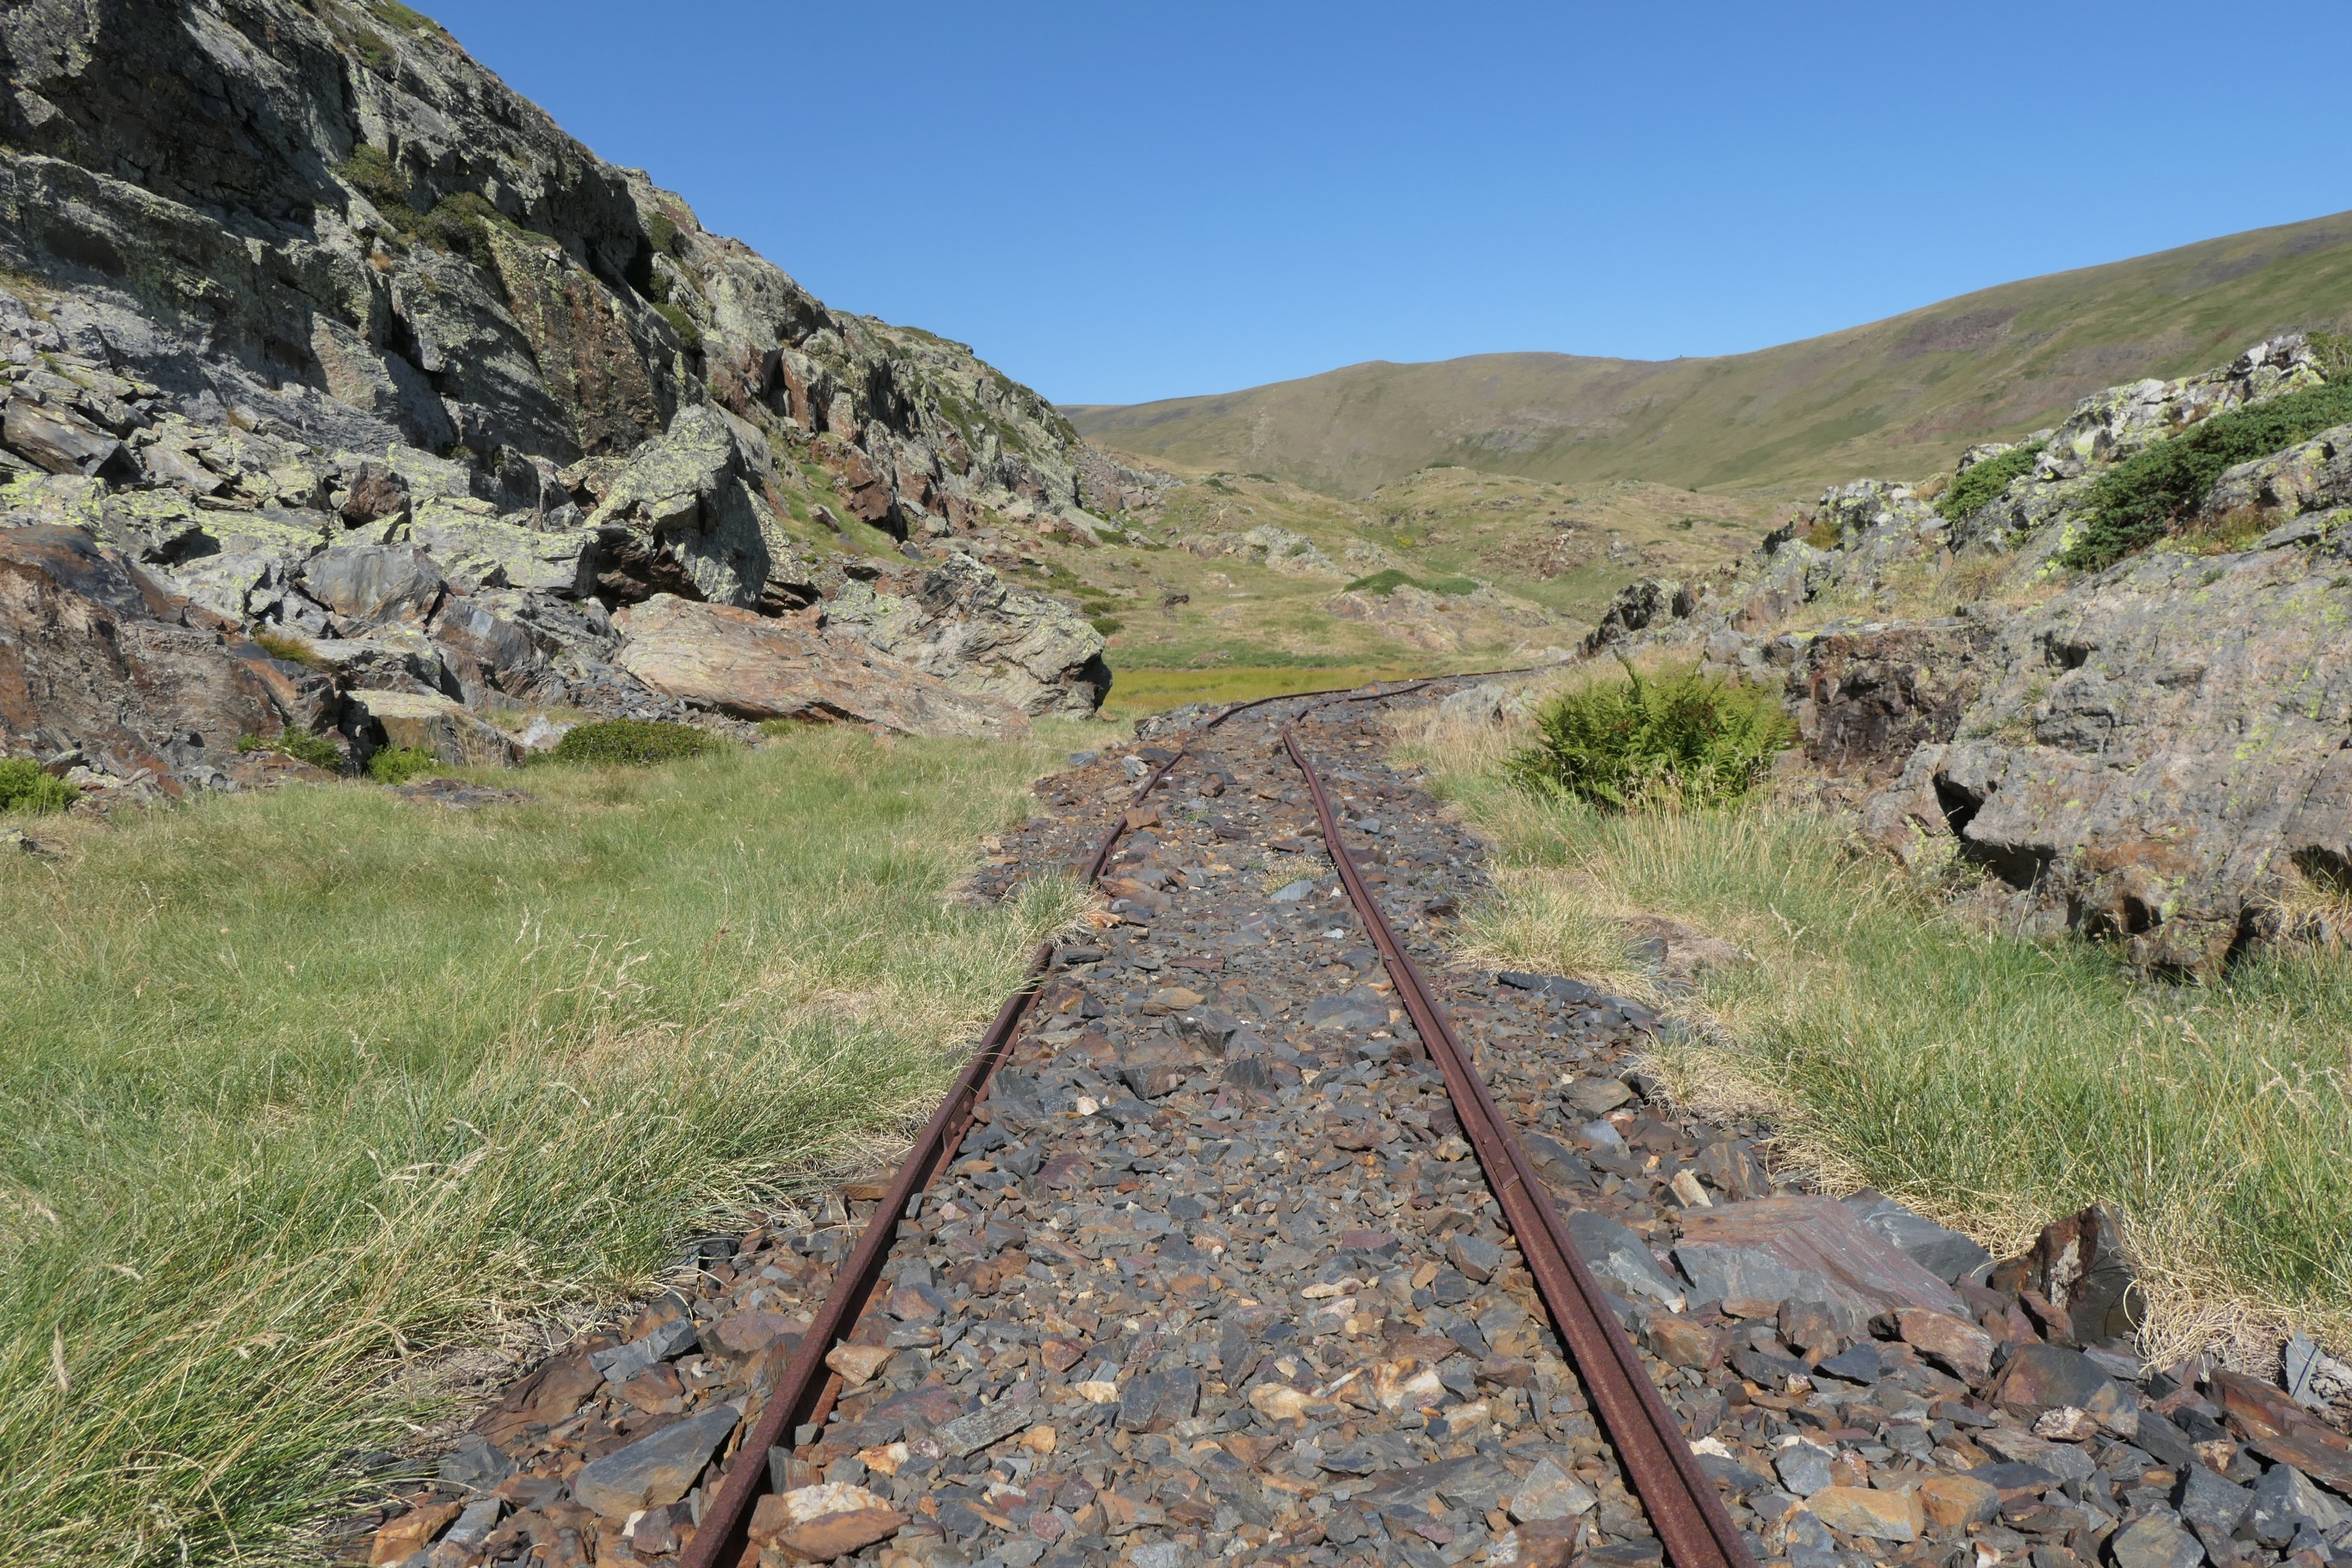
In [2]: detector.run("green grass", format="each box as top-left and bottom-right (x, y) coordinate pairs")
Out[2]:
(2062, 375), (2352, 569)
(1505, 658), (1794, 811)
(238, 730), (344, 772)
(1100, 661), (1447, 719)
(1342, 567), (1479, 597)
(0, 759), (77, 814)
(0, 728), (1084, 1564)
(1402, 702), (2352, 1363)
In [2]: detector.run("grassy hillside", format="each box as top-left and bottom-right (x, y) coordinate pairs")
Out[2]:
(1069, 208), (2352, 497)
(1016, 462), (1780, 708)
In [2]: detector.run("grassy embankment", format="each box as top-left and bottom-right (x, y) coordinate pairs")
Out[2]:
(1398, 674), (2352, 1367)
(0, 726), (1087, 1565)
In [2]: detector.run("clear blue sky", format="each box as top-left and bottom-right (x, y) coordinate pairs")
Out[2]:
(426, 1), (2352, 407)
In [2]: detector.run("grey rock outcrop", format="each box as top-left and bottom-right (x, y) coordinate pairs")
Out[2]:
(0, 0), (1146, 788)
(824, 552), (1110, 718)
(1585, 332), (2352, 973)
(0, 524), (328, 798)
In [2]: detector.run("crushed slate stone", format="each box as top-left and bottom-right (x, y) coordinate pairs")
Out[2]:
(348, 685), (2352, 1568)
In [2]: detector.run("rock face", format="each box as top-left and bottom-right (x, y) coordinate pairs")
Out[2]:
(0, 0), (1141, 788)
(1592, 334), (2352, 972)
(824, 552), (1110, 718)
(611, 594), (1026, 740)
(0, 524), (326, 797)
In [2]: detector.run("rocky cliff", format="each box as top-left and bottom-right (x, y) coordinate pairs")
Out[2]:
(0, 0), (1144, 794)
(1589, 334), (2352, 974)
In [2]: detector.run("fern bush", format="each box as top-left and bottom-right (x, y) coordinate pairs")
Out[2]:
(546, 720), (720, 767)
(1938, 440), (2045, 523)
(2062, 376), (2352, 570)
(1506, 658), (1794, 812)
(0, 758), (77, 814)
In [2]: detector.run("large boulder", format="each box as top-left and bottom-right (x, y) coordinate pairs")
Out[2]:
(610, 592), (1024, 739)
(0, 524), (323, 790)
(583, 405), (780, 610)
(297, 544), (447, 628)
(824, 551), (1109, 717)
(345, 689), (524, 768)
(1859, 532), (2352, 971)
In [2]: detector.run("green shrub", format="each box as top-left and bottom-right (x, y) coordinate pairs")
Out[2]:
(2062, 377), (2352, 570)
(646, 211), (680, 256)
(365, 745), (436, 785)
(0, 758), (77, 814)
(237, 730), (345, 772)
(1343, 568), (1479, 597)
(1087, 615), (1124, 636)
(1938, 439), (2045, 522)
(1505, 658), (1795, 811)
(546, 720), (720, 768)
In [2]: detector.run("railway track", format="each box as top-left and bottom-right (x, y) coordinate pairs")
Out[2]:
(366, 677), (2295, 1568)
(388, 674), (2160, 1568)
(674, 673), (1749, 1568)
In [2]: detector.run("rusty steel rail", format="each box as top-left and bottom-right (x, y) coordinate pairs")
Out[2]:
(683, 669), (1585, 1568)
(1283, 714), (1754, 1568)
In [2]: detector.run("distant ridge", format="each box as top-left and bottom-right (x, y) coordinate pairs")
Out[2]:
(1067, 210), (2352, 496)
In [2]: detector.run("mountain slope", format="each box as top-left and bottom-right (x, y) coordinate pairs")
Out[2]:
(1068, 211), (2352, 496)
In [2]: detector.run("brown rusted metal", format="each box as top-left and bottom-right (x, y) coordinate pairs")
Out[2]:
(1283, 720), (1754, 1568)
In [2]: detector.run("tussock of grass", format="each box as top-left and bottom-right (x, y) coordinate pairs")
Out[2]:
(365, 743), (435, 783)
(1397, 699), (2352, 1369)
(0, 728), (1085, 1563)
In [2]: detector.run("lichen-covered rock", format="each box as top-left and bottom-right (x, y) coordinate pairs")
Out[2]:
(345, 689), (524, 768)
(1585, 333), (2352, 972)
(0, 0), (1155, 788)
(611, 592), (1025, 739)
(824, 551), (1107, 717)
(1233, 524), (1338, 576)
(1792, 621), (1997, 781)
(2203, 423), (2352, 527)
(0, 524), (320, 790)
(1859, 536), (2352, 971)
